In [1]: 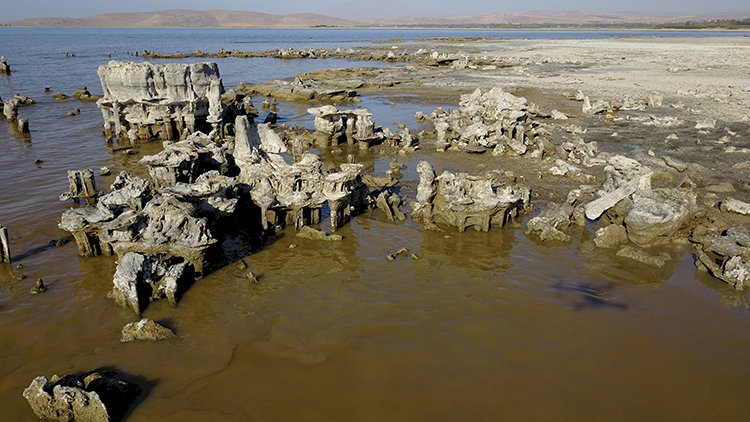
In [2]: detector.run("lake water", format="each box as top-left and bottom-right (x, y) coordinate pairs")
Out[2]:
(1, 27), (750, 420)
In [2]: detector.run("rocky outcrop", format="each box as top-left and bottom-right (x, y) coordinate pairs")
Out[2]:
(96, 61), (225, 141)
(3, 98), (19, 120)
(412, 161), (530, 232)
(23, 369), (141, 421)
(235, 116), (369, 231)
(0, 56), (10, 75)
(307, 105), (383, 148)
(59, 169), (98, 203)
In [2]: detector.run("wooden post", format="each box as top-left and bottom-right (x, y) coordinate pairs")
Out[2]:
(0, 225), (10, 263)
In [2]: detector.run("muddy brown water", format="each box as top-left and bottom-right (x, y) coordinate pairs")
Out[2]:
(2, 121), (750, 420)
(3, 31), (750, 421)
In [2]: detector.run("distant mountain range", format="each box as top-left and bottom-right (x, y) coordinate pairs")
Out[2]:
(4, 9), (360, 28)
(373, 11), (749, 26)
(4, 9), (749, 28)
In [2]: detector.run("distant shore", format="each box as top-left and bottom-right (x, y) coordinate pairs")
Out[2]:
(2, 24), (749, 32)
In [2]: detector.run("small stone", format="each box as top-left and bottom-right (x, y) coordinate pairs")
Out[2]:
(662, 156), (687, 172)
(34, 159), (43, 166)
(99, 166), (111, 176)
(550, 109), (568, 120)
(235, 259), (248, 270)
(30, 278), (47, 294)
(695, 118), (717, 130)
(246, 271), (259, 283)
(720, 197), (750, 215)
(387, 247), (409, 261)
(705, 182), (736, 193)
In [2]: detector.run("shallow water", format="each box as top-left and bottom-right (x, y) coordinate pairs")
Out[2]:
(1, 28), (750, 420)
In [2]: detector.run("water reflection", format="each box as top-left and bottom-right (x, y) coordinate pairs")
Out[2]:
(552, 280), (628, 311)
(579, 239), (681, 285)
(695, 269), (750, 309)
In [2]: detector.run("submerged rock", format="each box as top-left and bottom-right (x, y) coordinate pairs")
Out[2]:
(296, 226), (343, 241)
(593, 224), (628, 249)
(30, 278), (47, 294)
(23, 369), (141, 422)
(121, 318), (176, 342)
(616, 245), (672, 267)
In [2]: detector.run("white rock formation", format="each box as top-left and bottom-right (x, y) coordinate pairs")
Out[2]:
(97, 61), (225, 141)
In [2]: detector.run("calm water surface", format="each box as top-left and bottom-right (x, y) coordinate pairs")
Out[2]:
(1, 28), (749, 420)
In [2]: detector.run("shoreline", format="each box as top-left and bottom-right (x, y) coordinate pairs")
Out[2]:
(1, 24), (749, 32)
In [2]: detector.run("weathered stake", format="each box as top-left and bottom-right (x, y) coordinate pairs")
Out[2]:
(0, 224), (10, 263)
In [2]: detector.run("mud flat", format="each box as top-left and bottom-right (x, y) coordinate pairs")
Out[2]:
(2, 33), (750, 420)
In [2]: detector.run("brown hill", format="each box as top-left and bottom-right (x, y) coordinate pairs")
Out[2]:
(6, 9), (360, 28)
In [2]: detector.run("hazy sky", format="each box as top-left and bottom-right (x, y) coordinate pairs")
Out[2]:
(5, 0), (749, 21)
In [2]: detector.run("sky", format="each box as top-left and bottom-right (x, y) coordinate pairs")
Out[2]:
(4, 0), (749, 21)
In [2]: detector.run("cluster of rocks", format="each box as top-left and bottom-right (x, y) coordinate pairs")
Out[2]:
(23, 369), (141, 422)
(1, 93), (33, 134)
(691, 201), (750, 291)
(572, 89), (664, 117)
(420, 87), (546, 156)
(412, 161), (531, 232)
(526, 153), (699, 268)
(59, 115), (370, 315)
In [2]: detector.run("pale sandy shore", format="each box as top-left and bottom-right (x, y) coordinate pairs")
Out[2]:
(429, 36), (750, 122)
